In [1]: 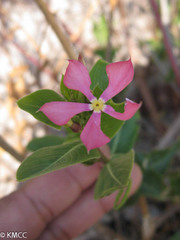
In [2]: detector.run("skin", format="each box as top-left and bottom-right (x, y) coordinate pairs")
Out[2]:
(0, 157), (142, 240)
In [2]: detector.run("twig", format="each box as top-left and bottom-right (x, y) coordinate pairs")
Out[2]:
(105, 0), (117, 61)
(105, 13), (112, 62)
(118, 2), (161, 131)
(35, 0), (76, 59)
(139, 196), (155, 240)
(156, 114), (180, 149)
(139, 196), (149, 216)
(117, 0), (132, 58)
(150, 0), (180, 86)
(0, 136), (24, 162)
(135, 66), (162, 132)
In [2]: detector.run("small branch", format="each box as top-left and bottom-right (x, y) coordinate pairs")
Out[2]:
(117, 2), (162, 132)
(105, 0), (117, 61)
(35, 0), (77, 59)
(105, 10), (113, 61)
(150, 0), (180, 86)
(139, 196), (155, 240)
(135, 66), (162, 132)
(156, 114), (180, 149)
(118, 0), (133, 58)
(0, 136), (24, 162)
(139, 196), (149, 216)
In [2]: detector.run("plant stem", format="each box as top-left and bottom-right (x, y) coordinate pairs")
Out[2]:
(136, 66), (162, 132)
(35, 0), (77, 59)
(0, 136), (24, 162)
(150, 0), (180, 86)
(156, 113), (180, 149)
(139, 196), (155, 240)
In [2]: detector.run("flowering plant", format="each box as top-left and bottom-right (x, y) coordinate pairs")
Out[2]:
(40, 59), (141, 151)
(17, 58), (141, 208)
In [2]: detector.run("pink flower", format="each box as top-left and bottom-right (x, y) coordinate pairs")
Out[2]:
(40, 59), (141, 151)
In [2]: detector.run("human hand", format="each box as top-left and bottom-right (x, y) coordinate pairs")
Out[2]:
(0, 162), (141, 239)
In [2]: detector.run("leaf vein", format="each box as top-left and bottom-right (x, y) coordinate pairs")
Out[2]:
(107, 164), (122, 186)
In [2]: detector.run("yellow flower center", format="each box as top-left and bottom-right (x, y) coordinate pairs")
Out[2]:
(90, 98), (105, 113)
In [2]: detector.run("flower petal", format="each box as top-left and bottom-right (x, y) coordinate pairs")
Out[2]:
(63, 60), (94, 101)
(100, 59), (134, 102)
(104, 98), (141, 120)
(80, 112), (110, 151)
(40, 102), (90, 125)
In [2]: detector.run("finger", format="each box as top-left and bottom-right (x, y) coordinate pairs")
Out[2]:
(39, 164), (142, 240)
(22, 162), (102, 216)
(0, 163), (101, 239)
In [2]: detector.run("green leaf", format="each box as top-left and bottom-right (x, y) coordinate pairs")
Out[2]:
(17, 140), (100, 182)
(147, 140), (180, 173)
(92, 85), (103, 99)
(27, 135), (66, 151)
(101, 112), (124, 138)
(94, 150), (134, 199)
(136, 141), (180, 200)
(17, 89), (64, 129)
(136, 141), (180, 174)
(90, 59), (109, 93)
(110, 113), (140, 154)
(93, 15), (109, 46)
(101, 100), (125, 138)
(60, 75), (71, 101)
(114, 180), (132, 209)
(140, 170), (166, 199)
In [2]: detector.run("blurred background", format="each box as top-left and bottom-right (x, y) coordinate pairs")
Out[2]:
(0, 0), (180, 239)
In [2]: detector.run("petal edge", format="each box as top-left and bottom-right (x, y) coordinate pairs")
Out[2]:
(100, 59), (134, 102)
(104, 98), (141, 120)
(80, 112), (110, 151)
(40, 101), (90, 125)
(63, 60), (94, 101)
